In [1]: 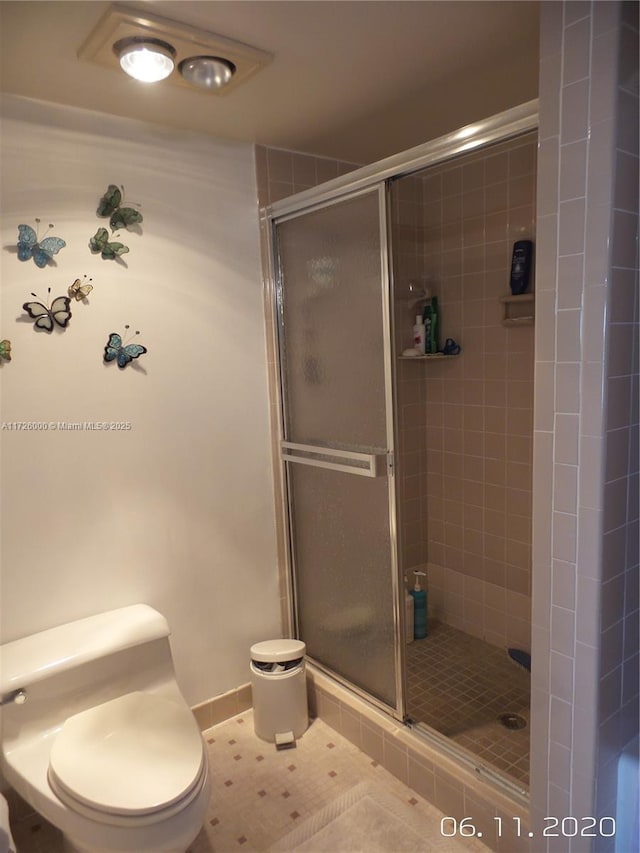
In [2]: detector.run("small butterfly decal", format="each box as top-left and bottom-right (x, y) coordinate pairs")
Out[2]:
(0, 340), (11, 362)
(104, 326), (147, 369)
(96, 184), (143, 231)
(68, 276), (93, 301)
(17, 219), (66, 268)
(23, 288), (72, 332)
(89, 227), (130, 260)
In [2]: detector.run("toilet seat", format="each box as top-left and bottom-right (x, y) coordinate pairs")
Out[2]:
(48, 691), (206, 825)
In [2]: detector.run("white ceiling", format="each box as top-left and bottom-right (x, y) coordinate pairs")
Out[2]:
(0, 1), (540, 164)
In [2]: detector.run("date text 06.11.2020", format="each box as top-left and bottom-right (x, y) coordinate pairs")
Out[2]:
(440, 815), (616, 839)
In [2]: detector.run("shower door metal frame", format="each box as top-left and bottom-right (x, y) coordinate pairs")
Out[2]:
(263, 97), (539, 733)
(269, 183), (405, 721)
(264, 100), (538, 221)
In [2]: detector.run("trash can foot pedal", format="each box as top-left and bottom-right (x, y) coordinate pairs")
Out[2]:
(275, 731), (296, 750)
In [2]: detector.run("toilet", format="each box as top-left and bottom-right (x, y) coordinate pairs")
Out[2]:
(0, 605), (211, 852)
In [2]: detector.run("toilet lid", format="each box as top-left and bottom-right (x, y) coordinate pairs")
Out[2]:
(48, 691), (205, 816)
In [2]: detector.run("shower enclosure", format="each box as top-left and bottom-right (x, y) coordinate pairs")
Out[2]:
(265, 102), (537, 791)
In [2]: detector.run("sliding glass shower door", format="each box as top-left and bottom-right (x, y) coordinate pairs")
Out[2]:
(273, 187), (403, 716)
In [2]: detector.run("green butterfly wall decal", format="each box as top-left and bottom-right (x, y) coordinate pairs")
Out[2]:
(89, 227), (130, 260)
(89, 184), (142, 260)
(0, 340), (11, 362)
(97, 184), (143, 231)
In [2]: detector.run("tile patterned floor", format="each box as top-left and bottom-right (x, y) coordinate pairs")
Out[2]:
(406, 621), (530, 785)
(8, 712), (490, 853)
(189, 713), (489, 852)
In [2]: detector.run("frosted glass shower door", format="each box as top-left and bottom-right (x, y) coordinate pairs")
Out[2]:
(274, 188), (401, 714)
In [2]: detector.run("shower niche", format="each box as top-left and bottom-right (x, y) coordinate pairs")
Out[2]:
(266, 109), (537, 793)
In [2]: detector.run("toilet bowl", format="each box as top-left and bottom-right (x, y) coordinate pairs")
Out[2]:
(0, 605), (211, 853)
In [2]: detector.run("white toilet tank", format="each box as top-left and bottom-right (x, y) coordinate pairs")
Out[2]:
(1, 605), (185, 746)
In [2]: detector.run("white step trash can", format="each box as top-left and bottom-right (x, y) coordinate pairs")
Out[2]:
(250, 639), (308, 747)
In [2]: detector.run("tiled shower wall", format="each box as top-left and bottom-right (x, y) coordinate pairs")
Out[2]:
(393, 134), (537, 652)
(531, 2), (639, 849)
(255, 145), (359, 206)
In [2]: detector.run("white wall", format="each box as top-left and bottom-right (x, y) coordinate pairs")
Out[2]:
(0, 95), (281, 706)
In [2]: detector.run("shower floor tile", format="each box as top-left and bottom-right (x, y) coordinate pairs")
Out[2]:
(406, 621), (530, 786)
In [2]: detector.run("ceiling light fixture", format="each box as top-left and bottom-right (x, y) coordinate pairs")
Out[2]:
(80, 6), (272, 96)
(179, 56), (236, 91)
(115, 37), (176, 83)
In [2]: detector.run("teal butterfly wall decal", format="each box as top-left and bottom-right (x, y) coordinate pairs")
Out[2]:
(97, 185), (143, 231)
(103, 326), (147, 369)
(23, 288), (72, 332)
(17, 219), (66, 268)
(0, 340), (11, 362)
(89, 228), (130, 260)
(68, 275), (93, 301)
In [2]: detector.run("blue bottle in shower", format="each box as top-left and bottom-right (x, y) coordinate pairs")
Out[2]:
(411, 571), (427, 639)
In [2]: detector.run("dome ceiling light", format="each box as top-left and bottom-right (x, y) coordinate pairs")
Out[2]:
(179, 56), (236, 91)
(115, 37), (176, 83)
(79, 4), (272, 96)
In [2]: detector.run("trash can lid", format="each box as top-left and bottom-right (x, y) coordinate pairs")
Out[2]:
(250, 639), (306, 663)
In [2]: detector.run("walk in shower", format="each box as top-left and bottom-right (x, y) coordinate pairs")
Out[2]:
(265, 102), (537, 792)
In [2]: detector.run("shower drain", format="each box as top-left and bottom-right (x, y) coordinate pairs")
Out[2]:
(498, 713), (527, 730)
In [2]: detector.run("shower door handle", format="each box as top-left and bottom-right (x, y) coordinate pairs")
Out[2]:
(280, 441), (389, 478)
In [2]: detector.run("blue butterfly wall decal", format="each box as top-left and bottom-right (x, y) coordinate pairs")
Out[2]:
(23, 288), (72, 332)
(104, 326), (147, 369)
(17, 219), (66, 268)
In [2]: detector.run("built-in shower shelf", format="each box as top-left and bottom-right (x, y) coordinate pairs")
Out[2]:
(502, 316), (535, 327)
(500, 292), (535, 326)
(399, 353), (460, 361)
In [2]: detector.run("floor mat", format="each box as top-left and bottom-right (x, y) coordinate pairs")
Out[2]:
(269, 781), (479, 852)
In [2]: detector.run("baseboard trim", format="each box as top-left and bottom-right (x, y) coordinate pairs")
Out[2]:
(191, 682), (252, 731)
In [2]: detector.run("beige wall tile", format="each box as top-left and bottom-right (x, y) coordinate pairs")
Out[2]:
(382, 734), (409, 784)
(560, 78), (590, 142)
(562, 16), (592, 85)
(266, 147), (293, 183)
(359, 720), (384, 763)
(558, 197), (586, 254)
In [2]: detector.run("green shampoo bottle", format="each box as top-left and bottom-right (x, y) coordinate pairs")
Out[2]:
(423, 297), (440, 354)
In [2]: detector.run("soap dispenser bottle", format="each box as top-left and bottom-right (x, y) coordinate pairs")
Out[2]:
(411, 571), (427, 639)
(404, 576), (414, 644)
